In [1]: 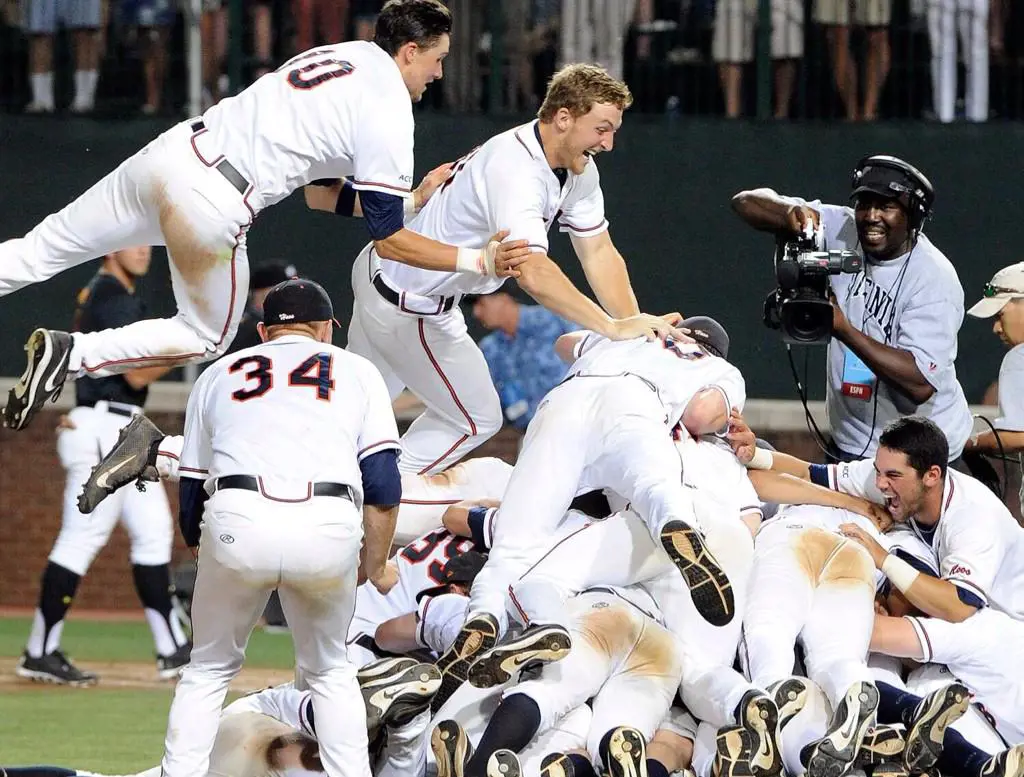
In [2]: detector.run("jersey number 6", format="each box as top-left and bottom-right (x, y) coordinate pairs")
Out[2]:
(229, 353), (336, 402)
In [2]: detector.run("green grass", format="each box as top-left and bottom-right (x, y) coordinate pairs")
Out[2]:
(0, 617), (297, 771)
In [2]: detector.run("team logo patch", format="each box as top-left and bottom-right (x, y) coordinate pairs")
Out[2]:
(219, 534), (235, 544)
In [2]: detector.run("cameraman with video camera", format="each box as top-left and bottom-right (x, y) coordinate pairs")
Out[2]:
(731, 155), (972, 464)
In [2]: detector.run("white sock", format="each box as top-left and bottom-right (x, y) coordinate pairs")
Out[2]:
(30, 72), (54, 108)
(74, 69), (98, 108)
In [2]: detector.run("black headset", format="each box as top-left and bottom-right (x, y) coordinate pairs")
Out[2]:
(851, 154), (935, 233)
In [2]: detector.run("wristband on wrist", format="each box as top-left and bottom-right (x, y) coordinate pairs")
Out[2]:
(455, 247), (485, 275)
(881, 553), (921, 593)
(404, 194), (417, 216)
(747, 447), (774, 470)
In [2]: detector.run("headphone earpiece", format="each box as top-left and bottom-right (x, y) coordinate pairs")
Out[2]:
(851, 154), (934, 234)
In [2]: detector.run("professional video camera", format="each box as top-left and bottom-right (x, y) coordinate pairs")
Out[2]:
(763, 227), (862, 345)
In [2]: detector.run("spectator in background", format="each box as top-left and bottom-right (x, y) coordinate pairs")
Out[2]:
(226, 260), (299, 354)
(293, 0), (346, 54)
(560, 0), (638, 81)
(470, 290), (575, 432)
(121, 0), (174, 114)
(443, 0), (482, 112)
(506, 0), (560, 112)
(712, 0), (803, 118)
(353, 0), (383, 40)
(200, 0), (226, 107)
(250, 0), (275, 79)
(815, 0), (891, 121)
(927, 0), (989, 122)
(22, 0), (102, 113)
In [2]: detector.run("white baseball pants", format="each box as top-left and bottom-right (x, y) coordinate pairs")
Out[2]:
(742, 522), (876, 709)
(348, 246), (502, 475)
(0, 120), (254, 376)
(160, 489), (368, 777)
(560, 0), (638, 80)
(469, 375), (705, 633)
(927, 0), (989, 122)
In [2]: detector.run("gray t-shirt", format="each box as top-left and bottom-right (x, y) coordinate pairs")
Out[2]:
(995, 344), (1024, 516)
(803, 200), (972, 459)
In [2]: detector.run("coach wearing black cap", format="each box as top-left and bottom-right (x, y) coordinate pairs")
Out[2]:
(731, 155), (972, 463)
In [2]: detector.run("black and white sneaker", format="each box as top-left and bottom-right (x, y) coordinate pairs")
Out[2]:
(540, 753), (577, 777)
(659, 520), (734, 627)
(156, 642), (191, 680)
(802, 681), (879, 777)
(432, 613), (499, 713)
(714, 725), (758, 777)
(871, 762), (910, 777)
(769, 676), (812, 729)
(855, 724), (906, 766)
(981, 744), (1024, 777)
(488, 749), (523, 777)
(903, 682), (970, 772)
(432, 720), (473, 777)
(358, 657), (441, 732)
(467, 624), (572, 689)
(16, 650), (97, 686)
(600, 726), (648, 777)
(4, 329), (72, 431)
(78, 413), (164, 513)
(737, 690), (783, 777)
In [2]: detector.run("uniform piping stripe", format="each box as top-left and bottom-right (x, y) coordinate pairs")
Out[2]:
(562, 219), (606, 234)
(417, 435), (469, 476)
(400, 498), (461, 506)
(907, 616), (934, 663)
(946, 576), (988, 601)
(158, 450), (180, 460)
(508, 586), (530, 625)
(179, 466), (208, 475)
(352, 179), (412, 193)
(516, 522), (594, 581)
(358, 439), (401, 457)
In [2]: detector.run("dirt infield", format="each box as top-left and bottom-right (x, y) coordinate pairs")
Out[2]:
(0, 657), (292, 692)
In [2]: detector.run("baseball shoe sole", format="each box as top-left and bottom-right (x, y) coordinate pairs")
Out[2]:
(15, 650), (98, 687)
(488, 750), (523, 777)
(872, 762), (910, 777)
(903, 682), (970, 772)
(432, 719), (473, 777)
(981, 744), (1024, 777)
(358, 657), (441, 731)
(855, 724), (906, 766)
(659, 520), (734, 627)
(540, 753), (576, 777)
(467, 624), (572, 689)
(4, 328), (72, 431)
(769, 676), (812, 729)
(714, 725), (758, 777)
(737, 690), (783, 777)
(432, 613), (499, 713)
(78, 413), (164, 513)
(802, 681), (879, 777)
(601, 726), (648, 777)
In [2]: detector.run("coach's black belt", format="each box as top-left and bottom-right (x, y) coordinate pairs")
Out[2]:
(372, 272), (456, 314)
(190, 120), (250, 196)
(214, 475), (353, 501)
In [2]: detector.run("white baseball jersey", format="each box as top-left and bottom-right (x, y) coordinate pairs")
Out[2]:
(827, 458), (1024, 618)
(375, 119), (608, 298)
(179, 335), (400, 507)
(677, 434), (763, 524)
(201, 41), (414, 210)
(994, 343), (1024, 517)
(569, 333), (747, 429)
(799, 199), (972, 459)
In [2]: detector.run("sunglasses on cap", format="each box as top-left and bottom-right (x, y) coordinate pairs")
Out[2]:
(983, 284), (1024, 298)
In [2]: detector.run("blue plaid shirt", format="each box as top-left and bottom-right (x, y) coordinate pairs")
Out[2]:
(479, 305), (577, 430)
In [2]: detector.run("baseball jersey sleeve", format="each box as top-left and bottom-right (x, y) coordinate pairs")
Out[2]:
(907, 613), (985, 665)
(355, 361), (401, 461)
(178, 371), (214, 480)
(558, 161), (609, 238)
(484, 165), (551, 254)
(938, 520), (1000, 607)
(417, 593), (470, 655)
(995, 346), (1024, 432)
(350, 95), (414, 198)
(826, 458), (885, 502)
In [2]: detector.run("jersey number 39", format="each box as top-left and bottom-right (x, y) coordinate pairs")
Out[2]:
(229, 353), (335, 402)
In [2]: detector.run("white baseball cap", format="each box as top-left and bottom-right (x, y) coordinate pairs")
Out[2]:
(967, 262), (1024, 318)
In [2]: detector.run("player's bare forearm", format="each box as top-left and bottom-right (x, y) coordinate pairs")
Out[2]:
(572, 232), (640, 317)
(832, 320), (935, 404)
(731, 188), (801, 232)
(362, 504), (398, 579)
(869, 614), (926, 659)
(123, 364), (173, 390)
(761, 450), (813, 480)
(373, 229), (464, 271)
(966, 428), (1024, 454)
(750, 470), (862, 512)
(900, 574), (979, 623)
(517, 254), (617, 336)
(374, 613), (420, 654)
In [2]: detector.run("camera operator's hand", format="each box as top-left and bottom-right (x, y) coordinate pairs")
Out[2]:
(785, 204), (820, 236)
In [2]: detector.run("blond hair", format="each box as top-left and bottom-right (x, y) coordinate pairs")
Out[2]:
(537, 63), (633, 122)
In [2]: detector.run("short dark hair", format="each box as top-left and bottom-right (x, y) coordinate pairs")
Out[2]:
(374, 0), (452, 56)
(878, 416), (949, 478)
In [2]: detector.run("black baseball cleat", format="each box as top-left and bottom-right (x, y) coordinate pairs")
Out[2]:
(432, 720), (473, 777)
(540, 753), (577, 777)
(855, 724), (906, 766)
(467, 624), (572, 689)
(358, 657), (441, 732)
(981, 744), (1024, 777)
(769, 676), (812, 729)
(488, 750), (523, 777)
(903, 682), (970, 772)
(737, 690), (783, 777)
(78, 413), (165, 514)
(714, 725), (758, 777)
(871, 764), (909, 777)
(4, 329), (72, 431)
(600, 726), (648, 777)
(802, 681), (879, 777)
(659, 520), (734, 627)
(16, 650), (98, 687)
(432, 613), (499, 713)
(156, 641), (191, 680)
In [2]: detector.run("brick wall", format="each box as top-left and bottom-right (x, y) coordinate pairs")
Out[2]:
(0, 413), (1019, 610)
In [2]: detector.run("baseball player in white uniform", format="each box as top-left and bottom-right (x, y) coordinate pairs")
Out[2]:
(2, 0), (530, 433)
(161, 279), (402, 777)
(963, 262), (1024, 517)
(319, 62), (685, 475)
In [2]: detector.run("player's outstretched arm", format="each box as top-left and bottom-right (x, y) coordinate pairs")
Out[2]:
(304, 164), (452, 220)
(966, 428), (1024, 454)
(748, 470), (892, 531)
(869, 613), (927, 660)
(731, 188), (820, 234)
(375, 613), (420, 654)
(570, 231), (640, 318)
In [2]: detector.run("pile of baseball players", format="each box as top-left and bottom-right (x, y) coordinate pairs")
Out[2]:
(2, 2), (1024, 777)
